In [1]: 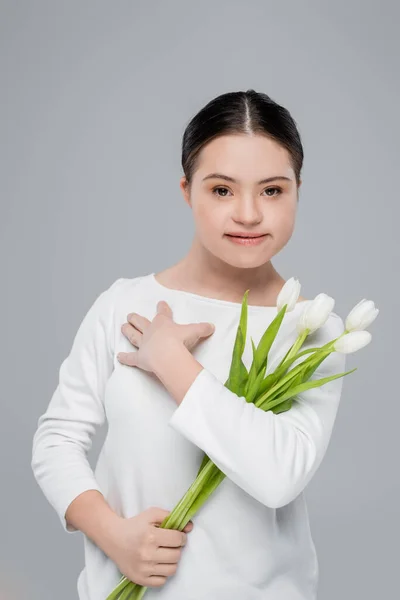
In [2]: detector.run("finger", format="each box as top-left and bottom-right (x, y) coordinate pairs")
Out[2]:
(121, 322), (143, 347)
(116, 351), (138, 367)
(126, 312), (151, 333)
(156, 527), (187, 548)
(181, 322), (215, 348)
(154, 546), (183, 564)
(183, 521), (193, 532)
(156, 300), (173, 318)
(198, 322), (215, 337)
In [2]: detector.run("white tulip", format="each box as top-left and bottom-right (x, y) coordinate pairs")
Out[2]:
(297, 293), (335, 335)
(345, 298), (379, 332)
(334, 330), (372, 353)
(276, 277), (301, 312)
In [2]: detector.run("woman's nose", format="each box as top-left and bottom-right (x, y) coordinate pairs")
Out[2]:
(232, 196), (263, 224)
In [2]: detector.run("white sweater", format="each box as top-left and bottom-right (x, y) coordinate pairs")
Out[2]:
(31, 272), (346, 600)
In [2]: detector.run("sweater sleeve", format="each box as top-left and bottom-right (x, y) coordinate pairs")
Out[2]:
(31, 277), (126, 533)
(168, 313), (347, 509)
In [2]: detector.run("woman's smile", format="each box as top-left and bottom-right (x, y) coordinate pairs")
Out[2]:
(224, 233), (269, 246)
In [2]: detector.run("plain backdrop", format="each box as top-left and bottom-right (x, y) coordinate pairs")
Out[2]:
(1, 1), (399, 598)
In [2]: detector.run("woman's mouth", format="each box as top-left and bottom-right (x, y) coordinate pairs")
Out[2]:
(224, 233), (268, 246)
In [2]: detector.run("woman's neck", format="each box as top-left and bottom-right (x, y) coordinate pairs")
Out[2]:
(154, 258), (291, 307)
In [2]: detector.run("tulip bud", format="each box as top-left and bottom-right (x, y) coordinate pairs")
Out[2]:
(345, 299), (379, 332)
(333, 330), (372, 353)
(276, 277), (301, 312)
(297, 293), (335, 335)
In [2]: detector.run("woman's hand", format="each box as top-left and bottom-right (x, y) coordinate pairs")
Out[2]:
(105, 506), (194, 589)
(117, 300), (215, 374)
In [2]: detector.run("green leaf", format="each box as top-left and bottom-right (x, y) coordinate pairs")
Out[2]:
(255, 340), (323, 399)
(271, 397), (293, 414)
(245, 338), (268, 402)
(256, 358), (308, 406)
(226, 290), (249, 395)
(253, 305), (287, 370)
(262, 367), (357, 411)
(301, 351), (332, 381)
(244, 337), (259, 395)
(244, 304), (290, 397)
(257, 370), (279, 395)
(246, 367), (267, 403)
(250, 336), (257, 361)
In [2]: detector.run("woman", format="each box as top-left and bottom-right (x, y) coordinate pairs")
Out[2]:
(31, 89), (346, 599)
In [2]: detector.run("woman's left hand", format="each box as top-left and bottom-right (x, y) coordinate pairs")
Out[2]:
(117, 300), (215, 374)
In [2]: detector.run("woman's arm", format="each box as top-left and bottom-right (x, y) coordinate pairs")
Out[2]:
(31, 277), (126, 533)
(64, 490), (122, 550)
(154, 313), (347, 509)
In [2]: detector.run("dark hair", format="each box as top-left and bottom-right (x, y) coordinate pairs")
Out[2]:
(181, 89), (304, 191)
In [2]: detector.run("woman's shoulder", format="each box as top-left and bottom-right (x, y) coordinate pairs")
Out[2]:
(92, 274), (149, 318)
(104, 273), (150, 297)
(103, 272), (156, 315)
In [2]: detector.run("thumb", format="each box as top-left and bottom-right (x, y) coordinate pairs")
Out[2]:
(181, 322), (215, 350)
(195, 322), (215, 339)
(147, 506), (171, 525)
(146, 507), (194, 531)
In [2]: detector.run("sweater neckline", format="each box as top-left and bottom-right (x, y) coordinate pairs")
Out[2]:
(148, 272), (310, 312)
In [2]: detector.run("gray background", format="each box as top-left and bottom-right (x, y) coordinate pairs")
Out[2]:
(1, 1), (398, 598)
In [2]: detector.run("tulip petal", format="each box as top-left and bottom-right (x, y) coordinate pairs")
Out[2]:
(277, 277), (301, 312)
(297, 293), (335, 334)
(345, 299), (379, 331)
(333, 330), (372, 353)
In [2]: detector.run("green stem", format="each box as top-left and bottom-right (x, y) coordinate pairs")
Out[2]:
(161, 459), (219, 530)
(118, 584), (135, 600)
(105, 575), (131, 599)
(175, 467), (226, 530)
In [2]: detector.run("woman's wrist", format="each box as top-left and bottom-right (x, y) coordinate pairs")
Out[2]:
(97, 509), (124, 542)
(151, 339), (204, 406)
(67, 490), (123, 553)
(97, 512), (126, 558)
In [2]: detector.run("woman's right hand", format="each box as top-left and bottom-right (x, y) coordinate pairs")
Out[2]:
(106, 506), (194, 588)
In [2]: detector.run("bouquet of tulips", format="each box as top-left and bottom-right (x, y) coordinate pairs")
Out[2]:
(106, 277), (378, 600)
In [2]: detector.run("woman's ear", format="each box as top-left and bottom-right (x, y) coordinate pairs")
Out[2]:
(180, 176), (192, 208)
(297, 179), (302, 202)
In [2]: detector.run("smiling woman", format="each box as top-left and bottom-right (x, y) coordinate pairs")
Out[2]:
(30, 89), (341, 600)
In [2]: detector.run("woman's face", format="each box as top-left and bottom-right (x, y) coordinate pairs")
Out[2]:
(180, 133), (300, 269)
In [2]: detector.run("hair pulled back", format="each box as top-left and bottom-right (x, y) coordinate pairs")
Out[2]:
(181, 90), (304, 191)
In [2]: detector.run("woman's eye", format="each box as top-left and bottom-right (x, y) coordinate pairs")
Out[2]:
(212, 186), (282, 198)
(212, 186), (231, 197)
(263, 187), (282, 197)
